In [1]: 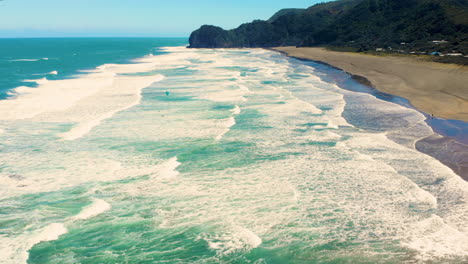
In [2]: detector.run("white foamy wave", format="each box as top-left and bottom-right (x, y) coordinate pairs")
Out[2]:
(153, 157), (181, 179)
(72, 198), (111, 221)
(31, 223), (67, 244)
(238, 85), (251, 93)
(59, 74), (164, 141)
(60, 111), (115, 141)
(0, 56), (165, 121)
(252, 97), (323, 119)
(48, 71), (58, 75)
(203, 92), (247, 103)
(326, 122), (339, 129)
(236, 227), (262, 249)
(230, 105), (241, 115)
(0, 153), (124, 196)
(23, 77), (49, 85)
(205, 226), (262, 256)
(216, 117), (236, 140)
(42, 58), (49, 61)
(10, 59), (40, 62)
(59, 106), (125, 140)
(0, 198), (110, 263)
(288, 77), (351, 127)
(9, 223), (67, 264)
(0, 70), (116, 120)
(404, 215), (468, 260)
(0, 221), (74, 264)
(122, 157), (183, 197)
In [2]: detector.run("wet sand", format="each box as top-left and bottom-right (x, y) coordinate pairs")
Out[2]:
(273, 47), (468, 122)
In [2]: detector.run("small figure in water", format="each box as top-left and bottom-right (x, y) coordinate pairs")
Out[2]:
(165, 91), (170, 96)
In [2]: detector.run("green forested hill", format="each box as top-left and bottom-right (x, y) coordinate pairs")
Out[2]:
(267, 8), (306, 23)
(188, 0), (468, 54)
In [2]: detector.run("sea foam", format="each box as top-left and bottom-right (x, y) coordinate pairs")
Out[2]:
(31, 223), (68, 245)
(0, 70), (116, 120)
(1, 198), (111, 264)
(154, 157), (181, 179)
(206, 226), (262, 256)
(404, 215), (468, 260)
(59, 74), (164, 141)
(24, 77), (49, 85)
(216, 117), (236, 140)
(0, 223), (69, 264)
(72, 198), (111, 220)
(10, 59), (40, 62)
(0, 58), (164, 141)
(2, 45), (468, 263)
(230, 105), (241, 115)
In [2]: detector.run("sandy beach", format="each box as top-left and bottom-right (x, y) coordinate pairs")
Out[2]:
(274, 46), (468, 180)
(274, 47), (468, 122)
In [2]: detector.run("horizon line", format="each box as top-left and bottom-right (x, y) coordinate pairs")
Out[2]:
(0, 36), (189, 39)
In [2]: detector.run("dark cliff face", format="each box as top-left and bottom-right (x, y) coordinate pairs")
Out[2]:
(188, 0), (468, 54)
(188, 25), (233, 48)
(188, 21), (288, 48)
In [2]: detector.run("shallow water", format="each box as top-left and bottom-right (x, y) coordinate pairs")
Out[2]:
(0, 40), (468, 263)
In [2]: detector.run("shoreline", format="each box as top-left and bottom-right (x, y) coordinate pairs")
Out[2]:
(271, 47), (468, 180)
(273, 47), (468, 122)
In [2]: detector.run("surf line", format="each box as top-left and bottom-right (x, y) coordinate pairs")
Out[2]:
(216, 105), (241, 141)
(59, 74), (165, 141)
(16, 198), (111, 264)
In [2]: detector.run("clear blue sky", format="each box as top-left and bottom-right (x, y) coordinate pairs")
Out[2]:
(0, 0), (326, 38)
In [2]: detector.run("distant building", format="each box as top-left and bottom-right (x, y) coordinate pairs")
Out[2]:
(376, 48), (385, 51)
(445, 53), (463, 56)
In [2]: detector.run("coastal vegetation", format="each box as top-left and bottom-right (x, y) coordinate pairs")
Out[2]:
(189, 0), (468, 62)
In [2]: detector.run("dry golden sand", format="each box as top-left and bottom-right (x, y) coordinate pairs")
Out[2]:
(274, 47), (468, 122)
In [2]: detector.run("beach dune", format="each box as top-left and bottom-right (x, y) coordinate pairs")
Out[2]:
(274, 47), (468, 122)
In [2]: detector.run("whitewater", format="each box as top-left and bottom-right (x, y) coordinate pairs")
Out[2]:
(0, 44), (467, 263)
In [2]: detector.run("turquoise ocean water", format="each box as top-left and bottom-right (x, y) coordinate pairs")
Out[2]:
(0, 38), (467, 263)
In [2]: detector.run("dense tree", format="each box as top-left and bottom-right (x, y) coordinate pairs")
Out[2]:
(188, 0), (468, 55)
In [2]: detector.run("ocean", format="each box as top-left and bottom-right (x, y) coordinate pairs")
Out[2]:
(0, 38), (467, 264)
